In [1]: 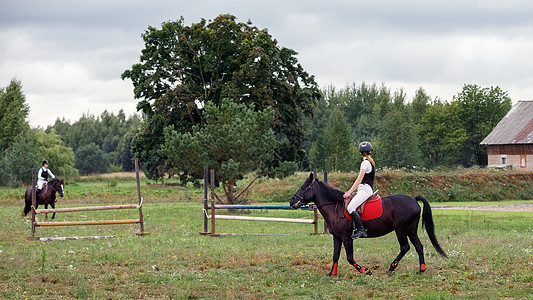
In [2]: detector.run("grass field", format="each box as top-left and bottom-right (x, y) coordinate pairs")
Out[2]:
(0, 173), (532, 299)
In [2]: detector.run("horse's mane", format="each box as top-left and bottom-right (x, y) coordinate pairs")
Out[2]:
(317, 180), (344, 203)
(49, 178), (63, 185)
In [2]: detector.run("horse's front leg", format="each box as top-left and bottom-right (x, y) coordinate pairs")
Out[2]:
(328, 236), (342, 276)
(44, 203), (48, 219)
(343, 237), (372, 275)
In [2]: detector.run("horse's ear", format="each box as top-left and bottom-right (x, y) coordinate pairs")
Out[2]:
(309, 172), (315, 180)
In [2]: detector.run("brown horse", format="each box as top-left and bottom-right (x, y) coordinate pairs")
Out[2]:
(23, 178), (64, 219)
(289, 173), (447, 276)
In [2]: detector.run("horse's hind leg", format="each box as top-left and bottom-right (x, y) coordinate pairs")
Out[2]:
(328, 236), (342, 276)
(408, 232), (425, 273)
(50, 202), (56, 219)
(389, 231), (410, 276)
(343, 237), (372, 275)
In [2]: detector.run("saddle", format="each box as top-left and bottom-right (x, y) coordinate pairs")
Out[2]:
(344, 190), (383, 221)
(36, 183), (48, 197)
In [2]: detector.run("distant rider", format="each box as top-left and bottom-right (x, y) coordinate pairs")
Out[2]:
(343, 142), (375, 239)
(37, 160), (55, 194)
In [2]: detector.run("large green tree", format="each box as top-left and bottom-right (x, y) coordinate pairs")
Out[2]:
(417, 100), (468, 168)
(0, 128), (78, 186)
(325, 82), (392, 142)
(410, 88), (431, 123)
(0, 79), (30, 152)
(377, 90), (422, 169)
(162, 99), (275, 203)
(122, 14), (320, 180)
(454, 85), (511, 166)
(0, 132), (36, 187)
(75, 143), (109, 175)
(0, 79), (33, 186)
(309, 107), (357, 171)
(36, 130), (78, 179)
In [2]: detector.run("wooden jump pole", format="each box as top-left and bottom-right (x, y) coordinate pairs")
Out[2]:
(36, 204), (138, 214)
(208, 215), (316, 223)
(36, 219), (140, 227)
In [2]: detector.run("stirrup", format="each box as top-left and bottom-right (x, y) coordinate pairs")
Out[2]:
(351, 229), (367, 239)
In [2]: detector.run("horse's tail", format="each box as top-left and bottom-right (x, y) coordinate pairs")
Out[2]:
(23, 202), (31, 216)
(23, 188), (32, 216)
(416, 195), (448, 258)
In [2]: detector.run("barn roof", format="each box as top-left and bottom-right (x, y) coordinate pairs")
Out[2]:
(481, 100), (533, 145)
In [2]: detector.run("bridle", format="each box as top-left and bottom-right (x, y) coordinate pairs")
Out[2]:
(47, 179), (64, 196)
(291, 178), (316, 207)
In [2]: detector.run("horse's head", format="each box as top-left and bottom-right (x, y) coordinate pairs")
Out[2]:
(50, 178), (65, 197)
(289, 173), (317, 209)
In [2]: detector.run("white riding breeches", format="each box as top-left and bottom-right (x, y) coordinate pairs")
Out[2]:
(37, 179), (47, 190)
(346, 184), (373, 214)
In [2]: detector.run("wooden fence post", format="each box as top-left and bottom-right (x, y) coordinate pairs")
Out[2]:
(200, 166), (210, 235)
(210, 169), (219, 236)
(135, 158), (147, 235)
(31, 168), (37, 239)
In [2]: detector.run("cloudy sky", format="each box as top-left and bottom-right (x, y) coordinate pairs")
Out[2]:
(2, 0), (533, 128)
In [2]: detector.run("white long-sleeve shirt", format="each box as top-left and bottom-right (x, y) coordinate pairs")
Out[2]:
(37, 167), (55, 189)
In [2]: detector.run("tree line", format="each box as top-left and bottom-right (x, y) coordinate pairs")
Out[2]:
(304, 82), (511, 172)
(0, 79), (140, 187)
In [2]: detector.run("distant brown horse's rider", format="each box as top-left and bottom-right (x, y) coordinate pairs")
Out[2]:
(37, 160), (55, 196)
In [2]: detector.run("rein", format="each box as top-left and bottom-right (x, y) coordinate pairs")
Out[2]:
(45, 180), (61, 194)
(315, 200), (339, 208)
(294, 179), (343, 208)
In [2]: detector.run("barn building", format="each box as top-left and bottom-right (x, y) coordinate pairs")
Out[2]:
(481, 100), (533, 171)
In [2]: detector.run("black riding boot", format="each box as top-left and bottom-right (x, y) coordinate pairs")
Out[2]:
(350, 212), (367, 239)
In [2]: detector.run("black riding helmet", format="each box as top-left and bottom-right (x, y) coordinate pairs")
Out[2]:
(358, 141), (373, 153)
(42, 160), (49, 166)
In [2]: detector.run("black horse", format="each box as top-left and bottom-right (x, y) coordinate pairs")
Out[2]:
(23, 178), (64, 219)
(290, 173), (447, 276)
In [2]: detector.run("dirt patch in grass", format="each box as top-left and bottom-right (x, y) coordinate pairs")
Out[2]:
(433, 203), (533, 212)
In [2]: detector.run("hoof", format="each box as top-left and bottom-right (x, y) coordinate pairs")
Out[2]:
(419, 264), (426, 274)
(364, 269), (372, 276)
(329, 263), (338, 277)
(388, 271), (395, 276)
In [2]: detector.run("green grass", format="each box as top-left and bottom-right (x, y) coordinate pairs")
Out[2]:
(0, 173), (532, 298)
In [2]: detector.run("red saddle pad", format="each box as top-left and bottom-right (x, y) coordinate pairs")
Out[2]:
(344, 196), (383, 221)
